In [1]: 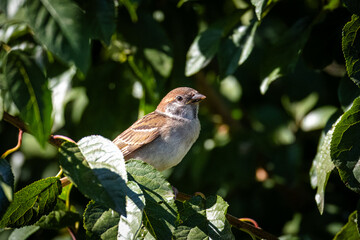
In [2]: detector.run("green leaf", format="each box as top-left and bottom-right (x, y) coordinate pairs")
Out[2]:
(174, 195), (234, 239)
(0, 177), (61, 228)
(84, 180), (145, 239)
(301, 106), (337, 132)
(184, 12), (245, 77)
(218, 21), (259, 77)
(8, 225), (40, 240)
(35, 199), (81, 230)
(281, 93), (319, 124)
(250, 0), (277, 20)
(119, 13), (173, 78)
(342, 0), (360, 16)
(250, 0), (269, 20)
(260, 18), (311, 94)
(0, 158), (14, 218)
(118, 181), (145, 240)
(333, 211), (360, 240)
(185, 27), (223, 76)
(342, 14), (360, 87)
(4, 50), (53, 147)
(59, 136), (128, 215)
(23, 0), (91, 73)
(338, 76), (360, 111)
(120, 0), (139, 22)
(126, 160), (178, 240)
(84, 200), (120, 239)
(82, 0), (116, 44)
(331, 97), (360, 193)
(310, 122), (337, 214)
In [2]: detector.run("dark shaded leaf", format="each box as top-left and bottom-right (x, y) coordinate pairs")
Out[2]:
(35, 199), (81, 230)
(331, 96), (360, 193)
(24, 0), (91, 73)
(185, 12), (244, 76)
(260, 18), (311, 94)
(0, 177), (61, 228)
(4, 50), (53, 147)
(82, 0), (116, 44)
(84, 180), (145, 240)
(59, 136), (128, 215)
(218, 21), (259, 77)
(119, 13), (173, 78)
(84, 200), (120, 239)
(342, 0), (360, 16)
(0, 158), (14, 218)
(126, 160), (177, 240)
(338, 76), (360, 111)
(120, 0), (139, 22)
(342, 14), (360, 87)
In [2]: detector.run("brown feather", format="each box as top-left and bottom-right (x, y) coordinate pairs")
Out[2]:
(113, 112), (166, 157)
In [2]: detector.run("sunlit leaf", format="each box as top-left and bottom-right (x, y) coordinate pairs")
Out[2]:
(126, 160), (177, 240)
(342, 14), (360, 87)
(310, 120), (338, 214)
(185, 27), (223, 77)
(59, 136), (128, 215)
(4, 50), (53, 147)
(8, 225), (40, 240)
(282, 93), (318, 124)
(0, 177), (61, 228)
(301, 106), (337, 132)
(118, 181), (145, 240)
(250, 0), (269, 20)
(49, 66), (76, 131)
(331, 97), (360, 193)
(333, 211), (360, 240)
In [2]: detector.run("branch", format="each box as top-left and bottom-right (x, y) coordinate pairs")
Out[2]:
(3, 111), (65, 147)
(177, 192), (278, 240)
(3, 112), (278, 239)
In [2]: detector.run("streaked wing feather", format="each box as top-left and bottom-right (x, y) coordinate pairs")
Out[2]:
(113, 112), (164, 156)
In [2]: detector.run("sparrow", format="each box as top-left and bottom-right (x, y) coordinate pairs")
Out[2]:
(113, 87), (206, 171)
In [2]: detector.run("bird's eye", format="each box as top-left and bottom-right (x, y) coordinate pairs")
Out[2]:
(176, 95), (183, 101)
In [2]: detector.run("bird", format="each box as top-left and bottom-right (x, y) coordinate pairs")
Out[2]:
(113, 87), (206, 171)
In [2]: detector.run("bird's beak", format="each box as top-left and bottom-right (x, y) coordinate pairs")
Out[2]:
(187, 93), (206, 104)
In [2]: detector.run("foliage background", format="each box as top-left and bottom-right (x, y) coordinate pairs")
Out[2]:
(1, 0), (360, 239)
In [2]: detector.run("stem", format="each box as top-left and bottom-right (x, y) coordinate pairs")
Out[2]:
(1, 129), (23, 159)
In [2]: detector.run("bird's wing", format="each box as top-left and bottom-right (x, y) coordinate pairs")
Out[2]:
(113, 112), (165, 157)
